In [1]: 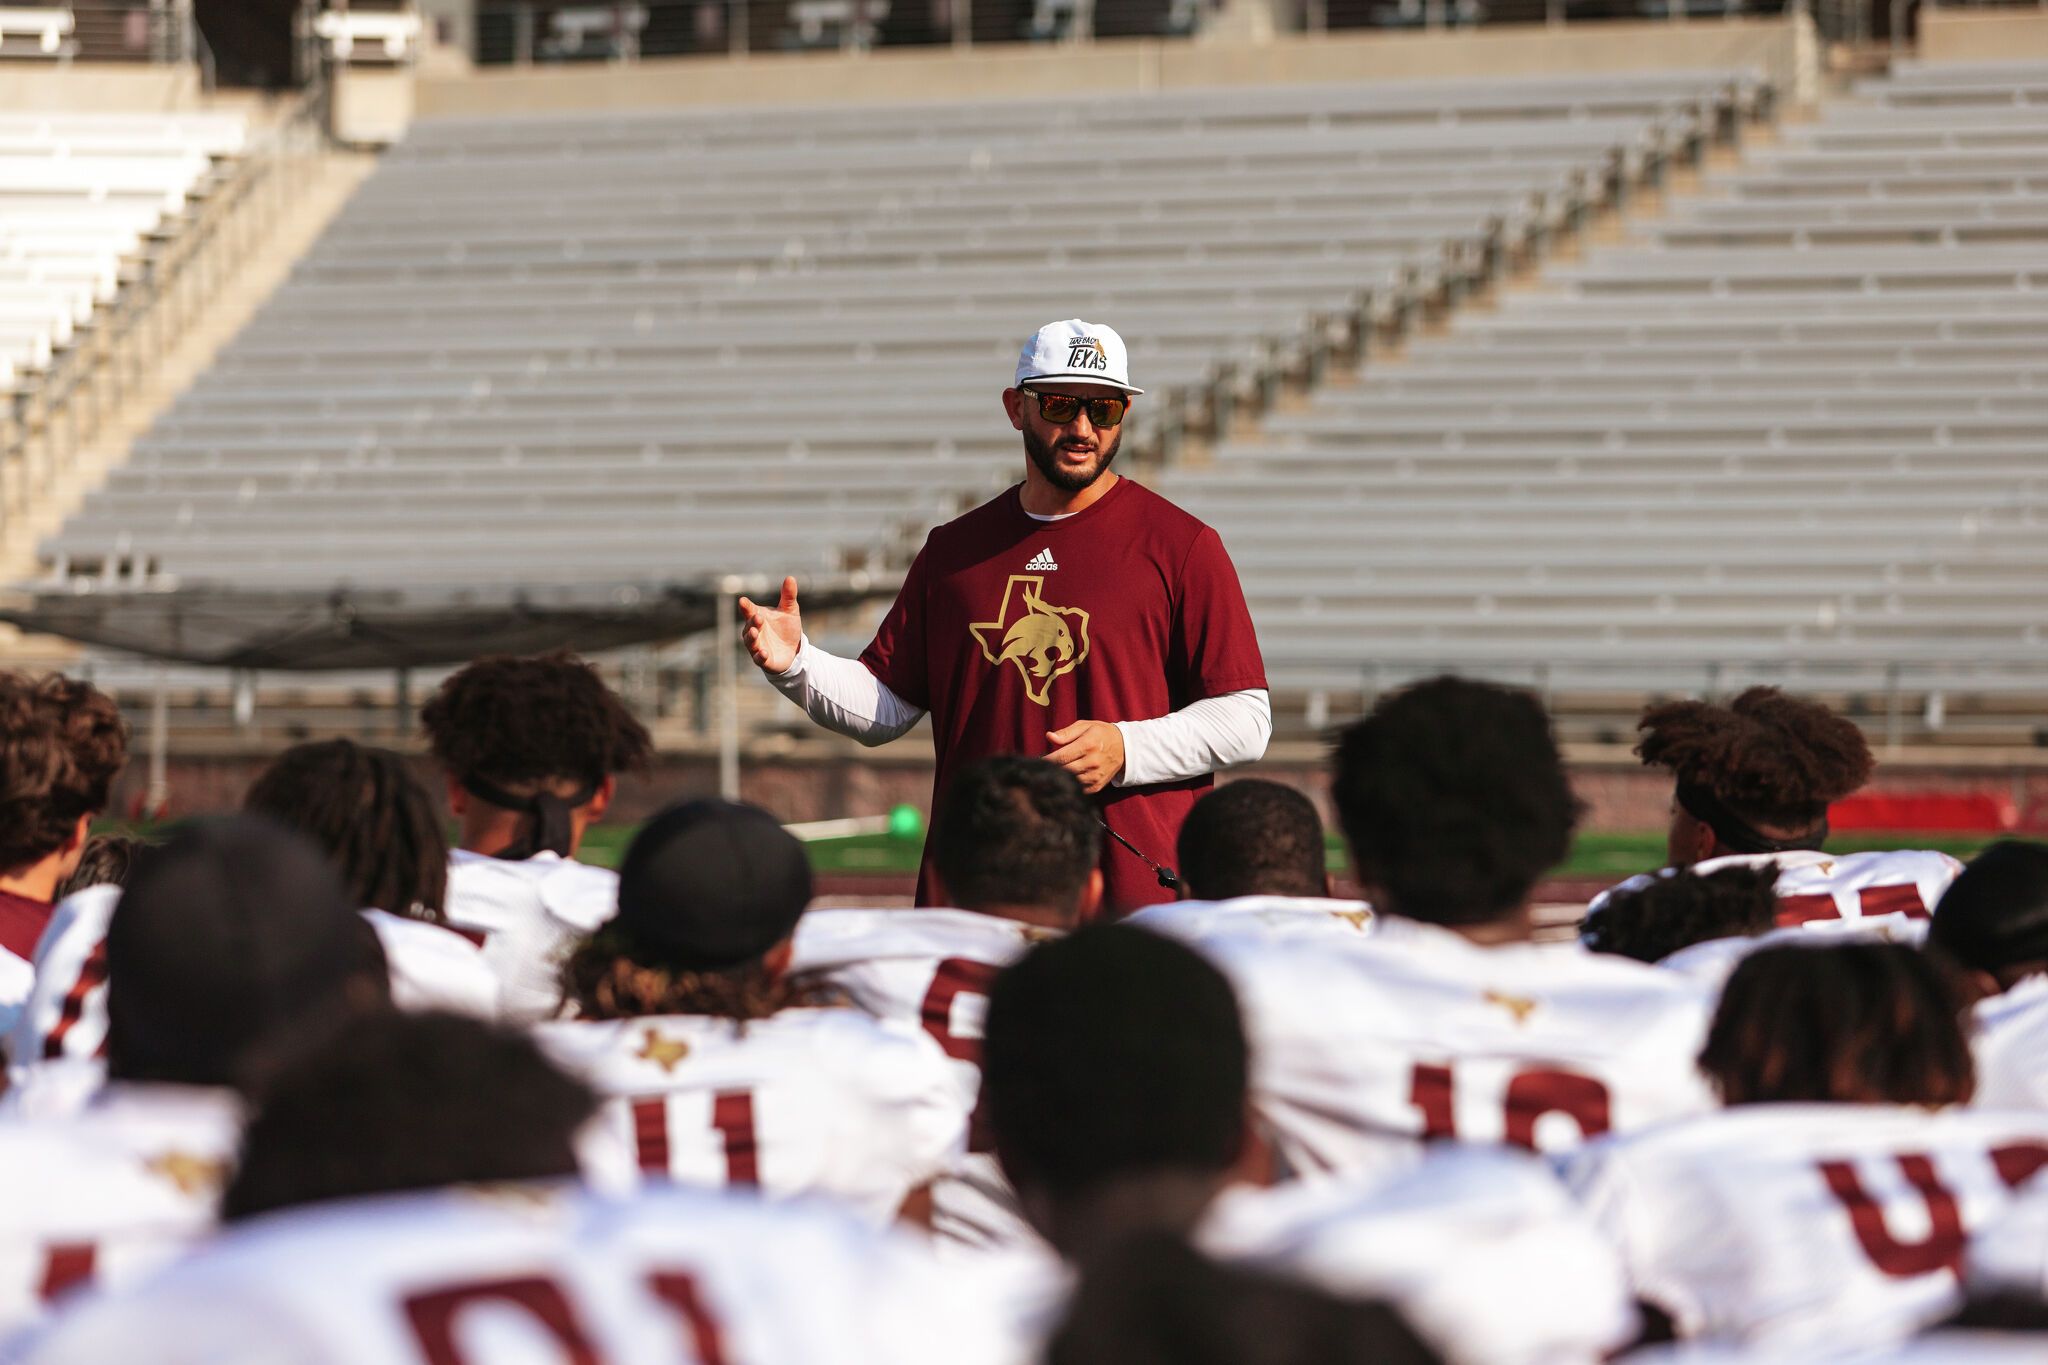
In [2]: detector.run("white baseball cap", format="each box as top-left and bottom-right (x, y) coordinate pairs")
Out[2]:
(1013, 319), (1144, 396)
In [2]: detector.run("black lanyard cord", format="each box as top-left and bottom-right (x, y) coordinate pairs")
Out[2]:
(1098, 818), (1181, 891)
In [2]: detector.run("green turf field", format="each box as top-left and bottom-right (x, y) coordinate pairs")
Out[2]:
(573, 824), (1998, 879)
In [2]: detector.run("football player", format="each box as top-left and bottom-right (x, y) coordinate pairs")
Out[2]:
(247, 739), (499, 1019)
(789, 755), (1096, 1249)
(1581, 863), (1782, 984)
(0, 819), (386, 1333)
(16, 1011), (1008, 1365)
(1566, 941), (2048, 1352)
(533, 800), (969, 1225)
(1590, 688), (1960, 938)
(420, 651), (651, 1021)
(1927, 841), (2048, 1112)
(982, 924), (1634, 1365)
(1197, 678), (1716, 1183)
(1124, 779), (1375, 947)
(0, 673), (125, 1035)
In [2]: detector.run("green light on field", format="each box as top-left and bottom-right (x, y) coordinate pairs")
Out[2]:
(887, 804), (924, 840)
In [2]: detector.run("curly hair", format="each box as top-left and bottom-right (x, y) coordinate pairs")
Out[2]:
(419, 651), (653, 791)
(1700, 941), (1973, 1107)
(1583, 864), (1780, 963)
(245, 739), (449, 923)
(1331, 677), (1580, 926)
(1637, 687), (1872, 832)
(56, 832), (150, 899)
(0, 672), (127, 874)
(562, 925), (831, 1022)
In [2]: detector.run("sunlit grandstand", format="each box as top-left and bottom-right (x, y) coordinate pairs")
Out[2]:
(0, 0), (2041, 835)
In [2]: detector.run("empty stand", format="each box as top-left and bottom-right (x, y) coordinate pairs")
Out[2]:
(38, 70), (1750, 638)
(1155, 60), (2048, 736)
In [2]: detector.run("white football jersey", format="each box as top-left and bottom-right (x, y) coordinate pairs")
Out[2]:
(360, 910), (501, 1021)
(1591, 849), (1962, 939)
(0, 1082), (239, 1338)
(1658, 920), (1925, 992)
(1625, 1334), (2048, 1364)
(444, 849), (618, 1023)
(1967, 1164), (2048, 1300)
(1199, 1147), (1634, 1365)
(1205, 916), (1716, 1183)
(1125, 895), (1376, 950)
(533, 1006), (969, 1226)
(6, 890), (497, 1109)
(789, 908), (1048, 1251)
(1565, 1104), (2048, 1350)
(9, 1182), (1025, 1365)
(1972, 976), (2048, 1115)
(4, 888), (117, 1077)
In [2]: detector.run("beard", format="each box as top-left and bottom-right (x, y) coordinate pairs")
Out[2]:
(1023, 420), (1121, 493)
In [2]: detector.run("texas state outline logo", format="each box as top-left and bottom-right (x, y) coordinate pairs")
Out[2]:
(967, 574), (1091, 706)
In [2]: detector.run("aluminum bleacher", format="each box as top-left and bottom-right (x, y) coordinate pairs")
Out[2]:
(0, 112), (242, 388)
(36, 71), (1752, 629)
(1153, 60), (2048, 736)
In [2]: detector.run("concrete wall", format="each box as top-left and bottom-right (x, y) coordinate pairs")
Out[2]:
(1921, 8), (2048, 63)
(416, 15), (1813, 120)
(0, 62), (204, 112)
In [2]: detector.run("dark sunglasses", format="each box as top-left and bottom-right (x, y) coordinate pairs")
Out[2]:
(1023, 388), (1129, 428)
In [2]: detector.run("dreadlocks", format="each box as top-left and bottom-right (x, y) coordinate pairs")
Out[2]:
(245, 739), (450, 923)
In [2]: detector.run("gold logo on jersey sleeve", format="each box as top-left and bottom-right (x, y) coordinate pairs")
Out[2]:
(1328, 908), (1373, 932)
(635, 1027), (691, 1073)
(1483, 990), (1540, 1026)
(145, 1150), (228, 1197)
(968, 575), (1091, 706)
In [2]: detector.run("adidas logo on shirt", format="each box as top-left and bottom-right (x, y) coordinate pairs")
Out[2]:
(1025, 548), (1058, 571)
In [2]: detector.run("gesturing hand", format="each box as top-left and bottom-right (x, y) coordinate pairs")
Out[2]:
(737, 576), (804, 674)
(1046, 720), (1125, 794)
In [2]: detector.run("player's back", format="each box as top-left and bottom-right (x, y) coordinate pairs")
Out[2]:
(1199, 1146), (1633, 1365)
(4, 887), (117, 1082)
(1972, 976), (2048, 1114)
(444, 849), (618, 1022)
(789, 907), (1053, 1249)
(1124, 895), (1376, 950)
(11, 1182), (1013, 1365)
(0, 1082), (239, 1336)
(532, 1006), (967, 1225)
(1564, 1103), (2048, 1350)
(1592, 849), (1961, 941)
(1208, 916), (1716, 1181)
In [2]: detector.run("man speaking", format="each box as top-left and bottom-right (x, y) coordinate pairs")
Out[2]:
(740, 320), (1270, 914)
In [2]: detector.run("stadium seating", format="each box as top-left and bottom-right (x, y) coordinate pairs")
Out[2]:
(37, 72), (1750, 608)
(1154, 60), (2048, 708)
(0, 111), (243, 388)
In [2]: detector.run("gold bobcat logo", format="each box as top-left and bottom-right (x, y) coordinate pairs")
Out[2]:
(635, 1027), (691, 1073)
(146, 1151), (228, 1197)
(1483, 990), (1540, 1026)
(969, 575), (1091, 706)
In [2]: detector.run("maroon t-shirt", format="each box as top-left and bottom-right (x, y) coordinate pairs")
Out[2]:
(860, 478), (1267, 914)
(0, 888), (54, 966)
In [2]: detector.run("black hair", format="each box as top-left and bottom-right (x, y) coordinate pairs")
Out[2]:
(1048, 1235), (1444, 1365)
(1700, 941), (1974, 1107)
(419, 650), (653, 792)
(1927, 841), (2048, 978)
(1176, 780), (1327, 902)
(0, 672), (127, 874)
(106, 817), (389, 1090)
(1583, 864), (1780, 963)
(223, 1011), (596, 1222)
(982, 926), (1246, 1197)
(1330, 677), (1580, 926)
(244, 739), (450, 923)
(55, 832), (149, 899)
(1637, 687), (1872, 834)
(930, 755), (1101, 916)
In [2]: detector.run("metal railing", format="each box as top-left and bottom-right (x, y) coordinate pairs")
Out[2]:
(0, 92), (329, 566)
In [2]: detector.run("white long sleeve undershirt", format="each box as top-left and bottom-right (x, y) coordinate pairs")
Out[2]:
(767, 636), (1271, 787)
